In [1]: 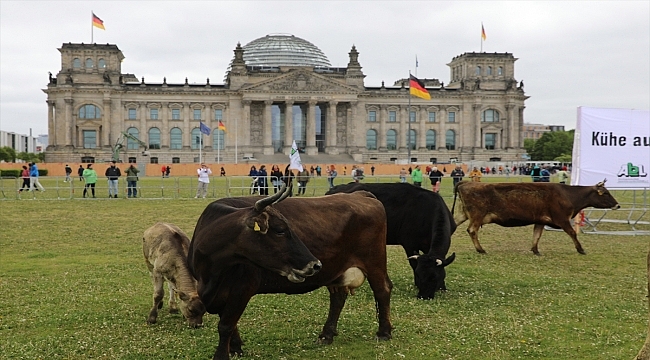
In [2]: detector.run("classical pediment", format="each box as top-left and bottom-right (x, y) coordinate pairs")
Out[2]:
(241, 71), (359, 93)
(481, 123), (503, 131)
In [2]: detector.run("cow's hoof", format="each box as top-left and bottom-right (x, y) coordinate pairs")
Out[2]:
(376, 332), (392, 341)
(147, 318), (157, 325)
(532, 251), (541, 256)
(477, 249), (487, 254)
(316, 336), (334, 345)
(229, 348), (243, 357)
(578, 249), (587, 255)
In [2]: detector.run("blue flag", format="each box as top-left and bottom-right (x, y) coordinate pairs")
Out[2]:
(199, 122), (211, 135)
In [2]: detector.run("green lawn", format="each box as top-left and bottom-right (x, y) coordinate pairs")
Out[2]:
(0, 180), (648, 359)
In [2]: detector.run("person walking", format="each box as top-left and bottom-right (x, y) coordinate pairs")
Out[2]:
(64, 164), (72, 182)
(220, 167), (226, 176)
(195, 163), (212, 199)
(450, 165), (465, 187)
(557, 166), (569, 184)
(161, 165), (166, 178)
(316, 165), (322, 176)
(105, 161), (122, 198)
(82, 164), (97, 198)
(428, 166), (444, 193)
(18, 165), (30, 193)
(125, 164), (140, 198)
(165, 166), (171, 178)
(258, 165), (269, 196)
(270, 164), (283, 193)
(352, 165), (365, 183)
(399, 168), (407, 183)
(29, 162), (45, 192)
(77, 165), (84, 181)
(411, 165), (423, 187)
(371, 166), (376, 176)
(469, 166), (482, 182)
(296, 168), (310, 195)
(326, 165), (337, 189)
(248, 165), (259, 194)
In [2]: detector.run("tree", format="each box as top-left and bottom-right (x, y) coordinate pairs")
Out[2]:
(0, 146), (16, 162)
(523, 138), (536, 157)
(17, 152), (41, 163)
(530, 131), (574, 161)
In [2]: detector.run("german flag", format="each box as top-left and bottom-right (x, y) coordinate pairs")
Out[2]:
(409, 75), (430, 100)
(218, 121), (227, 132)
(92, 13), (105, 30)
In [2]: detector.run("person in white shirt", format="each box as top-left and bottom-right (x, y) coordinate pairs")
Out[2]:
(195, 163), (212, 199)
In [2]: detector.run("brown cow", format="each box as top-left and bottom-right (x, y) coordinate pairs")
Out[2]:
(188, 189), (392, 360)
(143, 222), (206, 328)
(452, 180), (620, 255)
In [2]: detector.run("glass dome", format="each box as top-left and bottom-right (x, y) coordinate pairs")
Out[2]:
(242, 34), (331, 67)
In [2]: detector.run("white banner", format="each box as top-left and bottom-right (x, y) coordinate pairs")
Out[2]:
(289, 140), (304, 172)
(572, 106), (650, 188)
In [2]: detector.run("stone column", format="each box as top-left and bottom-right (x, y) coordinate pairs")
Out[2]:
(379, 105), (387, 150)
(399, 105), (407, 151)
(348, 101), (358, 148)
(47, 100), (55, 149)
(102, 99), (111, 148)
(64, 98), (73, 147)
(283, 101), (293, 154)
(242, 100), (251, 147)
(263, 100), (274, 155)
(306, 100), (318, 155)
(160, 102), (169, 148)
(473, 104), (482, 149)
(506, 104), (515, 149)
(139, 102), (147, 148)
(437, 106), (447, 150)
(183, 102), (191, 148)
(204, 103), (212, 150)
(418, 106), (426, 150)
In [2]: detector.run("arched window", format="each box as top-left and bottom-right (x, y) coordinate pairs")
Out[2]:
(408, 129), (417, 150)
(126, 127), (140, 150)
(148, 128), (161, 149)
(85, 58), (94, 68)
(445, 130), (456, 150)
(170, 128), (182, 149)
(73, 58), (81, 68)
(487, 66), (492, 75)
(366, 129), (377, 150)
(426, 130), (436, 150)
(475, 66), (481, 75)
(79, 104), (101, 119)
(386, 129), (397, 150)
(213, 130), (225, 150)
(498, 66), (503, 76)
(191, 128), (202, 149)
(481, 109), (500, 122)
(98, 58), (106, 69)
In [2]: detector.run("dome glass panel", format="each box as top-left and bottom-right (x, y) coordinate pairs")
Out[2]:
(242, 34), (331, 67)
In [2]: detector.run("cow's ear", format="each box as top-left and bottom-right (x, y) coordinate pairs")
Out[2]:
(597, 188), (605, 195)
(246, 214), (269, 234)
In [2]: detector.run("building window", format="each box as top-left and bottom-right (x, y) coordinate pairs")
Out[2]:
(368, 110), (377, 122)
(150, 108), (159, 120)
(487, 66), (492, 75)
(389, 111), (396, 122)
(191, 128), (202, 149)
(98, 59), (106, 69)
(213, 130), (225, 150)
(448, 112), (456, 123)
(172, 157), (180, 164)
(193, 109), (201, 121)
(430, 157), (437, 163)
(485, 133), (496, 150)
(498, 66), (503, 75)
(428, 112), (436, 122)
(426, 130), (436, 150)
(386, 129), (397, 150)
(126, 127), (140, 150)
(85, 58), (94, 68)
(172, 108), (181, 120)
(408, 129), (416, 150)
(409, 111), (416, 122)
(482, 109), (499, 122)
(150, 157), (159, 164)
(446, 130), (456, 150)
(366, 129), (377, 150)
(170, 128), (182, 149)
(128, 108), (136, 120)
(81, 156), (95, 163)
(83, 130), (97, 149)
(148, 128), (161, 149)
(475, 66), (481, 75)
(128, 157), (137, 163)
(214, 109), (223, 121)
(79, 104), (101, 119)
(73, 58), (81, 68)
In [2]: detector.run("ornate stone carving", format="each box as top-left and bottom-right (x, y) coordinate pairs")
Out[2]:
(268, 73), (335, 91)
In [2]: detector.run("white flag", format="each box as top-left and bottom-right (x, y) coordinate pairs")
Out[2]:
(289, 140), (304, 172)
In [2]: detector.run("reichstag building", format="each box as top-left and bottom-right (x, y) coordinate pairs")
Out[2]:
(44, 34), (528, 164)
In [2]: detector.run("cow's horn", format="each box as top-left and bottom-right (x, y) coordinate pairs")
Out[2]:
(274, 181), (293, 204)
(407, 254), (420, 260)
(436, 259), (443, 266)
(596, 178), (607, 187)
(254, 183), (286, 212)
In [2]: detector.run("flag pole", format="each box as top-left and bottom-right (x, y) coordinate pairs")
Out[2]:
(91, 11), (94, 43)
(235, 118), (238, 164)
(407, 71), (412, 164)
(217, 131), (220, 164)
(199, 135), (203, 164)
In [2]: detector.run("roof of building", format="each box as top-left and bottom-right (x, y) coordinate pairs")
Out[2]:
(241, 34), (331, 67)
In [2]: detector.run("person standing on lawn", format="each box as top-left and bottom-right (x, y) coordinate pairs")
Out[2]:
(82, 164), (97, 198)
(125, 164), (140, 198)
(105, 161), (122, 198)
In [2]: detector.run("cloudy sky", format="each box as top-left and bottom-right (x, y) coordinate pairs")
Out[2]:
(1, 1), (648, 136)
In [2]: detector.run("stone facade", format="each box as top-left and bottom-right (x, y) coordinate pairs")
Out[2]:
(44, 41), (528, 164)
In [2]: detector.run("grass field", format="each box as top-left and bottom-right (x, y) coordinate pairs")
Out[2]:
(1, 177), (649, 359)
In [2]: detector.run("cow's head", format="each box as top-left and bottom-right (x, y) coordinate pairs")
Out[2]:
(177, 290), (206, 328)
(592, 179), (620, 210)
(240, 183), (322, 283)
(409, 252), (456, 300)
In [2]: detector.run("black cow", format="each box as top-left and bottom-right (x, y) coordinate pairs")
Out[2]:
(189, 188), (392, 360)
(327, 182), (456, 300)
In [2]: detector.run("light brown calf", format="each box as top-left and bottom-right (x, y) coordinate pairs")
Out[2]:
(143, 222), (205, 328)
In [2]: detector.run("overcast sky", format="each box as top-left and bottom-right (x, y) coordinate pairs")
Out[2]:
(1, 1), (648, 136)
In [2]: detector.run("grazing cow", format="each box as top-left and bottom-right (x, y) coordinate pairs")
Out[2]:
(142, 222), (206, 328)
(188, 187), (392, 360)
(326, 182), (456, 299)
(452, 180), (620, 255)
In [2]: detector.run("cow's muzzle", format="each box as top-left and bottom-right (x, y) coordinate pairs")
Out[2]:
(612, 204), (620, 210)
(287, 260), (322, 283)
